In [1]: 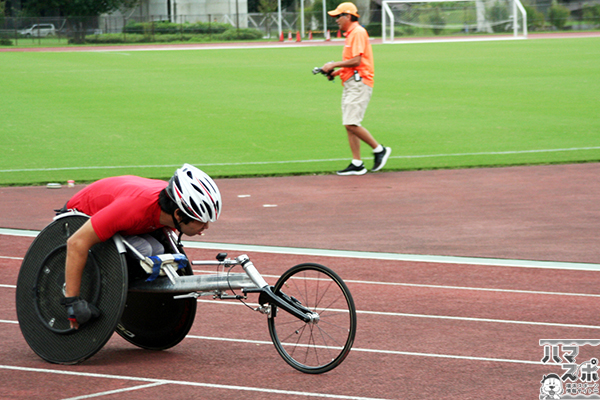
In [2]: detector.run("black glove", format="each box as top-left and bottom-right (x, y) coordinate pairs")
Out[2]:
(60, 296), (100, 325)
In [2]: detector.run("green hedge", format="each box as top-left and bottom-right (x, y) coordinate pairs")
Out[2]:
(524, 5), (545, 31)
(366, 23), (381, 37)
(84, 28), (264, 44)
(218, 28), (263, 40)
(583, 4), (600, 27)
(84, 33), (192, 44)
(549, 3), (570, 30)
(123, 20), (231, 35)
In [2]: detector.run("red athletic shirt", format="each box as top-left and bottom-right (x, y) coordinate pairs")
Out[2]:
(66, 176), (167, 242)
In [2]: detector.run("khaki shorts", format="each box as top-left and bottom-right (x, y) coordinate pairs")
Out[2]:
(341, 78), (373, 126)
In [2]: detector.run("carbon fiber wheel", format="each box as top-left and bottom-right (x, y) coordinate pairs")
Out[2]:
(115, 231), (196, 350)
(16, 214), (128, 364)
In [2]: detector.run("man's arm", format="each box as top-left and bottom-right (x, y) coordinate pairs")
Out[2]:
(64, 220), (102, 329)
(65, 219), (102, 298)
(321, 55), (362, 74)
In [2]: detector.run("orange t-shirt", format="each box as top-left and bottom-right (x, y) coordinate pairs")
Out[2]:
(340, 22), (374, 88)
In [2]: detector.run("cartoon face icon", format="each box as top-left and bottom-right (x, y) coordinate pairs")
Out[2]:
(540, 374), (563, 399)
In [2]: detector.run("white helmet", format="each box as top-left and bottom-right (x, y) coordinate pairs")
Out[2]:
(167, 164), (221, 223)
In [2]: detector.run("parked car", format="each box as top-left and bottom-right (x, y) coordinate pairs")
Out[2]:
(19, 24), (56, 37)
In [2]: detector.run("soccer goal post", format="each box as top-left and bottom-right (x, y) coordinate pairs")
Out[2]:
(382, 0), (527, 43)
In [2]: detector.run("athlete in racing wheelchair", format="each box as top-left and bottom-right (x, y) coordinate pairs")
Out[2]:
(17, 163), (357, 372)
(59, 163), (221, 329)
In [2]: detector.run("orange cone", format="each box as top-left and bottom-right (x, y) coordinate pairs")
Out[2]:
(288, 31), (292, 41)
(296, 31), (301, 42)
(326, 30), (331, 41)
(309, 30), (313, 40)
(279, 31), (284, 42)
(336, 29), (341, 38)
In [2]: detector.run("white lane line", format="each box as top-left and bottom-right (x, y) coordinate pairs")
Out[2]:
(3, 273), (599, 299)
(2, 228), (600, 271)
(181, 242), (600, 272)
(358, 310), (600, 330)
(192, 299), (600, 330)
(0, 255), (23, 260)
(0, 365), (392, 400)
(0, 229), (38, 237)
(345, 281), (600, 297)
(1, 146), (599, 173)
(61, 382), (167, 400)
(2, 294), (599, 330)
(0, 321), (573, 365)
(3, 258), (600, 299)
(187, 335), (540, 365)
(192, 269), (600, 297)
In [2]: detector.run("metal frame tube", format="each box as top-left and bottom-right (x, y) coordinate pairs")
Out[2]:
(128, 273), (257, 294)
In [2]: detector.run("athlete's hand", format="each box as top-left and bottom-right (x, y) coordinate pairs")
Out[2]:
(61, 296), (100, 329)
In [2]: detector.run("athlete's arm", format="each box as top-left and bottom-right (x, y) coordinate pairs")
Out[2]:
(64, 220), (102, 328)
(65, 220), (102, 296)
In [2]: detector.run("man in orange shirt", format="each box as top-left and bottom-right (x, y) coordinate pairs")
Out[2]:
(321, 2), (391, 176)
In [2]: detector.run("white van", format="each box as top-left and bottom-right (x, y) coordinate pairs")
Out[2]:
(19, 24), (56, 37)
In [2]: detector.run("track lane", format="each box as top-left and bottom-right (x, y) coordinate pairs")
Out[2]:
(2, 162), (599, 399)
(1, 238), (598, 399)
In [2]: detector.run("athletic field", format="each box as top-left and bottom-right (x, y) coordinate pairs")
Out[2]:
(1, 36), (599, 185)
(2, 35), (600, 399)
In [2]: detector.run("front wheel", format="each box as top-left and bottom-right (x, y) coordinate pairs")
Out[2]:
(267, 263), (357, 374)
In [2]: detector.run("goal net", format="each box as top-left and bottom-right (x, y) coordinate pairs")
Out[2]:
(382, 0), (527, 43)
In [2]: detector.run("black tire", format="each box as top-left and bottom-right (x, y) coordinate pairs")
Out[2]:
(115, 232), (196, 350)
(16, 214), (128, 364)
(267, 263), (357, 374)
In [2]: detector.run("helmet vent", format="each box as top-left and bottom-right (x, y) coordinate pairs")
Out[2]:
(203, 201), (213, 220)
(191, 183), (203, 194)
(174, 176), (183, 193)
(189, 198), (203, 217)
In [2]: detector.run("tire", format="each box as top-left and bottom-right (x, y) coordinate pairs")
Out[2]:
(115, 231), (196, 350)
(267, 263), (357, 374)
(115, 263), (196, 350)
(16, 214), (128, 364)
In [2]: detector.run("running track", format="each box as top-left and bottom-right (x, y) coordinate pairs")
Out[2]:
(1, 164), (600, 399)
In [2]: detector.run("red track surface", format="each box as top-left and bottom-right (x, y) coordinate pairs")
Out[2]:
(1, 164), (600, 399)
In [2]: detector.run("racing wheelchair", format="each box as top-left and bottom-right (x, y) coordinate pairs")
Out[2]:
(16, 212), (357, 374)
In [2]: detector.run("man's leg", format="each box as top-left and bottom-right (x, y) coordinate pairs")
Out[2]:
(345, 124), (378, 159)
(339, 80), (391, 175)
(346, 124), (392, 172)
(342, 81), (378, 160)
(125, 234), (165, 258)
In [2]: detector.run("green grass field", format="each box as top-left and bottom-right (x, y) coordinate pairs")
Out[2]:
(1, 37), (599, 185)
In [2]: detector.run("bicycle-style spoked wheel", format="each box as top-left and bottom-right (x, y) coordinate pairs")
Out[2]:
(267, 263), (357, 374)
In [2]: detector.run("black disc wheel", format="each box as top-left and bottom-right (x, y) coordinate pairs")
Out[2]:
(267, 263), (357, 374)
(16, 214), (128, 364)
(115, 232), (196, 350)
